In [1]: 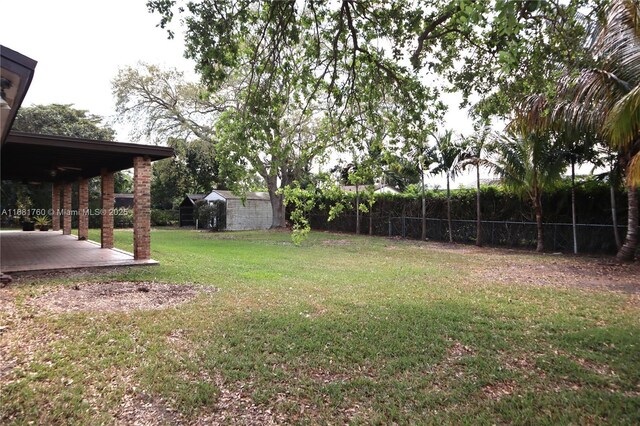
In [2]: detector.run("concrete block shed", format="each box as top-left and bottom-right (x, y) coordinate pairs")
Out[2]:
(204, 190), (272, 231)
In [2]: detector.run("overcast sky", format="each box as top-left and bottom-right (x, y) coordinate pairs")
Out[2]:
(2, 0), (486, 187)
(1, 1), (193, 135)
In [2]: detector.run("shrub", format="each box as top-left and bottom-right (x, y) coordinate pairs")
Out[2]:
(151, 209), (178, 226)
(114, 208), (134, 228)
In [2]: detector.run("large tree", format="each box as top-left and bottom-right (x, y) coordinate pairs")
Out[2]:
(113, 62), (338, 228)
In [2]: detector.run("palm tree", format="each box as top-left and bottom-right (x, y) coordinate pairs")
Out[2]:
(554, 0), (640, 260)
(431, 130), (462, 243)
(515, 94), (607, 254)
(402, 140), (436, 241)
(560, 132), (601, 254)
(491, 129), (565, 252)
(459, 125), (493, 247)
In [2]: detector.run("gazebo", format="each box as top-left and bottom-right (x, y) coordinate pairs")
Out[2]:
(0, 45), (173, 277)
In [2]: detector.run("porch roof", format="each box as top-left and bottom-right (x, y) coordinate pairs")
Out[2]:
(1, 131), (173, 183)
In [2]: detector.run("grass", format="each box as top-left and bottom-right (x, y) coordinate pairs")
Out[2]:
(1, 229), (639, 424)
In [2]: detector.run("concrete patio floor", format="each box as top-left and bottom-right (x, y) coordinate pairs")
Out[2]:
(0, 230), (158, 274)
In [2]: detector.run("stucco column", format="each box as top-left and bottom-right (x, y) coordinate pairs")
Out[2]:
(78, 178), (89, 240)
(101, 169), (115, 249)
(62, 182), (72, 235)
(51, 182), (61, 231)
(133, 156), (152, 260)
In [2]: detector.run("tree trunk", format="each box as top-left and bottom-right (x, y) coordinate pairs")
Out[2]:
(355, 184), (360, 235)
(533, 190), (544, 253)
(571, 159), (578, 254)
(266, 176), (286, 228)
(421, 169), (426, 241)
(616, 186), (638, 262)
(610, 183), (622, 250)
(446, 173), (452, 243)
(476, 163), (482, 247)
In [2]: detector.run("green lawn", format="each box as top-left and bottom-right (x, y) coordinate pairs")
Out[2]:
(1, 229), (639, 424)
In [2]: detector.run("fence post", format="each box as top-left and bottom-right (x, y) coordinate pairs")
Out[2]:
(402, 215), (406, 238)
(491, 221), (495, 245)
(388, 217), (392, 237)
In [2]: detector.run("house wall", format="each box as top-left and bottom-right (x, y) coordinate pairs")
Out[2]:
(226, 199), (272, 231)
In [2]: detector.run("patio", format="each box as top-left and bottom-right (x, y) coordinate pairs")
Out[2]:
(0, 230), (157, 274)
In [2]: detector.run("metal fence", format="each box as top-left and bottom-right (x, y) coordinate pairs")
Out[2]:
(310, 214), (633, 254)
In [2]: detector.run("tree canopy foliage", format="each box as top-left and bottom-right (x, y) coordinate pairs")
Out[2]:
(12, 103), (116, 140)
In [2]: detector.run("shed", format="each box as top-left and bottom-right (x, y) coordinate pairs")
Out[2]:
(179, 194), (206, 227)
(204, 190), (272, 231)
(114, 193), (134, 209)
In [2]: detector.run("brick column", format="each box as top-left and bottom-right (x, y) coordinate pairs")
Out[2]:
(101, 169), (115, 249)
(62, 182), (72, 235)
(78, 178), (90, 240)
(51, 182), (61, 231)
(133, 156), (152, 260)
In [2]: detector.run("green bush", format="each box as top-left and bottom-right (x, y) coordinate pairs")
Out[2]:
(114, 208), (134, 228)
(151, 209), (178, 226)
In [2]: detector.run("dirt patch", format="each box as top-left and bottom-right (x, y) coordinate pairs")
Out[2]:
(197, 375), (286, 425)
(446, 341), (476, 361)
(116, 389), (186, 425)
(31, 281), (217, 313)
(471, 255), (640, 294)
(482, 380), (517, 400)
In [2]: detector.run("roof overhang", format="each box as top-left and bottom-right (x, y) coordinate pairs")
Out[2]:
(2, 132), (174, 183)
(1, 46), (37, 146)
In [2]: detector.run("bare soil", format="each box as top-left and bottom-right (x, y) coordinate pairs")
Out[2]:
(420, 241), (640, 294)
(30, 281), (217, 313)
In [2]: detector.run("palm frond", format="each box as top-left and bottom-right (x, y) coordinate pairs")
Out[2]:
(606, 84), (640, 148)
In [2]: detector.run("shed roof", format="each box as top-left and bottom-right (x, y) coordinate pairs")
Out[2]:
(205, 190), (270, 202)
(179, 194), (206, 207)
(187, 194), (206, 200)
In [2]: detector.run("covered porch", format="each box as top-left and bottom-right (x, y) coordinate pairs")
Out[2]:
(0, 231), (157, 273)
(1, 132), (173, 275)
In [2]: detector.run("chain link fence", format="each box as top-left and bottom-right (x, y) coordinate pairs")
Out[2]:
(309, 214), (632, 254)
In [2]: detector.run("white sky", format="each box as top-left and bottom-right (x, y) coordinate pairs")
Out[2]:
(1, 1), (194, 132)
(1, 0), (486, 187)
